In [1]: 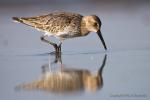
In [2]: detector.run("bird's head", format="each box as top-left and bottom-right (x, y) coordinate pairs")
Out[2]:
(83, 15), (107, 50)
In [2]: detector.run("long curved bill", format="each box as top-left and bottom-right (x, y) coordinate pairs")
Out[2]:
(97, 30), (107, 50)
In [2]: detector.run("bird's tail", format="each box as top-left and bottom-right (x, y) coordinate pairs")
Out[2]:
(12, 17), (36, 28)
(12, 17), (24, 23)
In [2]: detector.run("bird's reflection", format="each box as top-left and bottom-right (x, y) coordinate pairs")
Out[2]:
(16, 53), (107, 93)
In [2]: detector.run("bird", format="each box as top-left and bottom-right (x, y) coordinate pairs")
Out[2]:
(12, 12), (107, 52)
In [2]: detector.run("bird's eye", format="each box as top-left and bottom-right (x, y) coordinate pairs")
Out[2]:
(93, 23), (98, 27)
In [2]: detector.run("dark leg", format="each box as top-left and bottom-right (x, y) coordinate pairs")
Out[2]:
(58, 42), (62, 53)
(40, 36), (58, 52)
(54, 42), (62, 53)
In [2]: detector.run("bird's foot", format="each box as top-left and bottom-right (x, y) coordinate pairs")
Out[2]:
(53, 44), (61, 54)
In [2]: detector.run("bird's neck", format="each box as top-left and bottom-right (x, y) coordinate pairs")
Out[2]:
(80, 18), (90, 36)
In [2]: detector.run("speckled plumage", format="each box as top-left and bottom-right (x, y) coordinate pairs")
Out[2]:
(13, 12), (84, 40)
(13, 11), (107, 51)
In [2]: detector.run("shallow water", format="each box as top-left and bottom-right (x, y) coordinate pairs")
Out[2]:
(0, 1), (150, 100)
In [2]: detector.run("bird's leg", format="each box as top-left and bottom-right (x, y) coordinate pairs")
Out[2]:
(40, 35), (58, 52)
(54, 42), (62, 56)
(58, 42), (62, 53)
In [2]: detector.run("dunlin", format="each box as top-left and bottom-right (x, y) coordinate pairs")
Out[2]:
(12, 12), (107, 52)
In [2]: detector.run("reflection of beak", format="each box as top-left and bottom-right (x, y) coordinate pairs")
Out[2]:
(97, 30), (107, 50)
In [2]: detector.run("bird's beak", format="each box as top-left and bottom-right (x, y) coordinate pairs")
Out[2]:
(97, 30), (107, 50)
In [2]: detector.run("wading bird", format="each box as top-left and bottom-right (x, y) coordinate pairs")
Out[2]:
(13, 12), (107, 52)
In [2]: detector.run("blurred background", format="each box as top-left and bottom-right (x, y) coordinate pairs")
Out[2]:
(0, 0), (150, 5)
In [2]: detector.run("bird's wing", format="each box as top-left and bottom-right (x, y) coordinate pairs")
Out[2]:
(12, 12), (83, 34)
